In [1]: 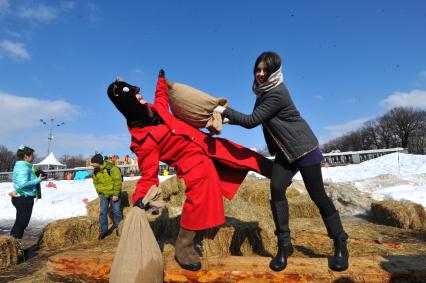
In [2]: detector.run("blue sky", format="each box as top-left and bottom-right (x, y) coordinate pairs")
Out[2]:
(0, 0), (425, 158)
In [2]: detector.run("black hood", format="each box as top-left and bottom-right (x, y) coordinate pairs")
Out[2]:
(107, 78), (152, 126)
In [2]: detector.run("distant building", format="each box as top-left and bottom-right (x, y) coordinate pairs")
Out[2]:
(323, 148), (408, 166)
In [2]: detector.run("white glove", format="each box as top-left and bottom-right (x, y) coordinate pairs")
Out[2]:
(223, 118), (230, 124)
(214, 105), (226, 114)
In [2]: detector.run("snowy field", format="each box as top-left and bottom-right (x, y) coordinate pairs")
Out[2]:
(0, 175), (172, 228)
(1, 153), (425, 228)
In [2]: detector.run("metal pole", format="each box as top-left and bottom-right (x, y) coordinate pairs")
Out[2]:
(48, 126), (53, 155)
(40, 118), (64, 157)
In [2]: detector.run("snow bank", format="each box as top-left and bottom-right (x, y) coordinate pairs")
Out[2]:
(0, 175), (173, 225)
(295, 152), (426, 183)
(293, 152), (426, 207)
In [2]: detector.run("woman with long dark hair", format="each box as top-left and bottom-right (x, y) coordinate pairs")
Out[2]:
(215, 51), (349, 272)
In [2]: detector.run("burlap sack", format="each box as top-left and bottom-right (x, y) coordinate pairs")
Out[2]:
(167, 81), (228, 134)
(109, 187), (164, 283)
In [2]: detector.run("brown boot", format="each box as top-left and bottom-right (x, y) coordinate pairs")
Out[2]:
(174, 227), (201, 271)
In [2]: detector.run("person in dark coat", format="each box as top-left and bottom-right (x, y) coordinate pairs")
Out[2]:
(215, 51), (349, 272)
(107, 70), (272, 271)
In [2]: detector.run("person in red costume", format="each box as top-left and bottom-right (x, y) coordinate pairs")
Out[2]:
(107, 70), (272, 271)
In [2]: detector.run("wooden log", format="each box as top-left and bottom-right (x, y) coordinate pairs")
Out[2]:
(164, 256), (426, 283)
(46, 251), (426, 282)
(47, 251), (113, 282)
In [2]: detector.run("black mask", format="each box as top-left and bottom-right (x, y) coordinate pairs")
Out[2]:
(107, 79), (152, 127)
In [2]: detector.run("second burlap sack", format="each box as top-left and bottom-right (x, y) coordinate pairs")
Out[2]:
(167, 81), (228, 134)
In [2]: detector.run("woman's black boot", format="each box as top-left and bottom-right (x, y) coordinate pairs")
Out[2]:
(323, 211), (349, 271)
(269, 200), (293, 271)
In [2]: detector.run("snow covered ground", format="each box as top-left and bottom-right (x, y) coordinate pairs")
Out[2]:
(0, 175), (172, 227)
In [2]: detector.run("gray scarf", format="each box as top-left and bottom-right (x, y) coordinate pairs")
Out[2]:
(252, 66), (283, 97)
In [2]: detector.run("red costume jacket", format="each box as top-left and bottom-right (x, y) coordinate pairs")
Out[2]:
(129, 77), (271, 204)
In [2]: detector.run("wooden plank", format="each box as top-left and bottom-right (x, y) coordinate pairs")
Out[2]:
(46, 252), (426, 282)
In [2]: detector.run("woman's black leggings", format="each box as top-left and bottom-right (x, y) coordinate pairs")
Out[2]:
(270, 152), (336, 218)
(10, 196), (34, 239)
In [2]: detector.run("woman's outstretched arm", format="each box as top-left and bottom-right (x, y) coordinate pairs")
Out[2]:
(220, 92), (283, 129)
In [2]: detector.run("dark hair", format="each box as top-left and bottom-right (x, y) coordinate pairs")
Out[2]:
(91, 153), (104, 165)
(16, 146), (35, 160)
(253, 51), (282, 81)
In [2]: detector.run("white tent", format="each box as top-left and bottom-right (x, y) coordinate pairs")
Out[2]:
(34, 152), (66, 170)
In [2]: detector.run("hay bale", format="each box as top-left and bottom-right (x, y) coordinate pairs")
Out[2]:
(86, 197), (100, 221)
(160, 176), (186, 199)
(0, 236), (20, 269)
(38, 216), (99, 250)
(198, 224), (275, 257)
(122, 179), (138, 195)
(235, 178), (303, 208)
(286, 186), (302, 198)
(148, 198), (277, 257)
(234, 183), (270, 208)
(371, 200), (426, 230)
(288, 195), (321, 218)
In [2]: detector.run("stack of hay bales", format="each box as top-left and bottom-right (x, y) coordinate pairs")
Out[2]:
(234, 177), (270, 206)
(36, 175), (320, 256)
(371, 199), (426, 230)
(38, 217), (100, 250)
(37, 176), (188, 252)
(234, 177), (320, 218)
(0, 236), (21, 269)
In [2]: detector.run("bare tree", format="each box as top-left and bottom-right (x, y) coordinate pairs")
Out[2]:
(384, 107), (425, 148)
(375, 114), (398, 148)
(319, 107), (426, 154)
(361, 120), (380, 149)
(407, 113), (426, 154)
(0, 145), (16, 172)
(60, 154), (87, 168)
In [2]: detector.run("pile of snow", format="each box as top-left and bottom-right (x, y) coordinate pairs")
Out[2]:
(319, 152), (425, 183)
(294, 153), (426, 208)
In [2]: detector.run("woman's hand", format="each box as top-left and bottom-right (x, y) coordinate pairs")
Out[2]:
(223, 118), (230, 124)
(214, 105), (226, 114)
(159, 69), (165, 78)
(112, 196), (119, 202)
